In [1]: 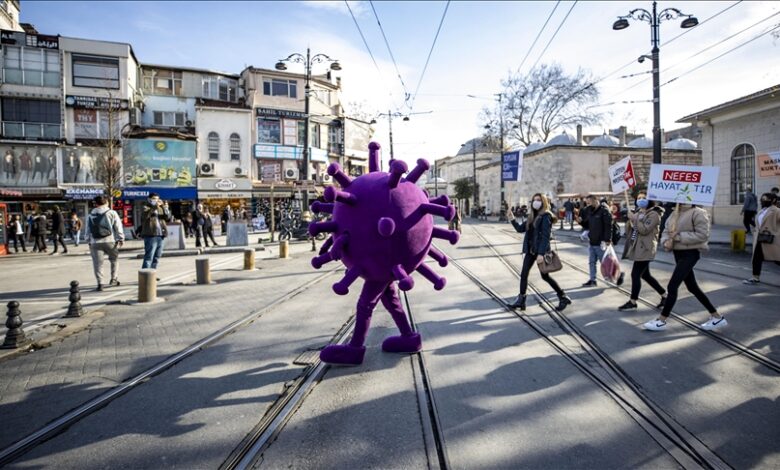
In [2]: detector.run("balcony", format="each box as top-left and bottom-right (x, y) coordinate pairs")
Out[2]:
(2, 69), (60, 88)
(2, 121), (61, 140)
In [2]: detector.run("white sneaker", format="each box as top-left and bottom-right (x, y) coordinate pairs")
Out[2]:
(701, 317), (728, 331)
(742, 278), (760, 285)
(644, 318), (667, 331)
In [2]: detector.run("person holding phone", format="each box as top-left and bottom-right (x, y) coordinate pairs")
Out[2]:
(139, 193), (170, 270)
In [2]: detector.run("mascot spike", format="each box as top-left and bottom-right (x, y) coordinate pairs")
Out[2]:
(416, 263), (446, 290)
(333, 266), (361, 295)
(405, 159), (430, 184)
(309, 221), (338, 237)
(368, 142), (381, 173)
(327, 162), (353, 188)
(311, 201), (334, 214)
(427, 245), (448, 267)
(388, 160), (408, 189)
(432, 226), (460, 245)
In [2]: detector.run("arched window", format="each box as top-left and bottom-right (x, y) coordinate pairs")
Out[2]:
(208, 132), (219, 161)
(230, 133), (241, 161)
(731, 143), (755, 205)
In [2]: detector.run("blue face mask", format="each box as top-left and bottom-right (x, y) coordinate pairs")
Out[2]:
(637, 199), (649, 209)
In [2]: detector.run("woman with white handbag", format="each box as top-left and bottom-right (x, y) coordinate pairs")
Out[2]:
(509, 193), (572, 312)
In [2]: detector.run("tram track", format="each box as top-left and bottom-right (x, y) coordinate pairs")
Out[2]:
(438, 226), (733, 470)
(0, 267), (339, 467)
(494, 226), (780, 374)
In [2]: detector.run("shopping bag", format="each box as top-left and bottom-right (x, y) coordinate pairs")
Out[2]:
(600, 245), (622, 282)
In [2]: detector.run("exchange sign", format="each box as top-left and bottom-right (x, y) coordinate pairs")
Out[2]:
(647, 164), (719, 206)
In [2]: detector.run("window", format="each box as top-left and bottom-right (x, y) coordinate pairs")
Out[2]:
(2, 45), (60, 87)
(208, 132), (220, 161)
(258, 118), (281, 143)
(201, 76), (237, 102)
(72, 54), (120, 89)
(328, 124), (342, 154)
(297, 121), (306, 146)
(153, 111), (185, 127)
(262, 78), (297, 98)
(230, 133), (241, 161)
(142, 69), (182, 96)
(731, 144), (755, 205)
(311, 123), (320, 148)
(1, 98), (61, 139)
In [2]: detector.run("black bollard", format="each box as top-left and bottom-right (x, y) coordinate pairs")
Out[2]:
(1, 301), (30, 349)
(65, 280), (83, 318)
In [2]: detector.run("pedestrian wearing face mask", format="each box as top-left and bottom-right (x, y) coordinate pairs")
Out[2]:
(576, 195), (616, 287)
(644, 204), (726, 331)
(743, 193), (780, 285)
(508, 193), (572, 311)
(619, 194), (667, 311)
(139, 193), (170, 270)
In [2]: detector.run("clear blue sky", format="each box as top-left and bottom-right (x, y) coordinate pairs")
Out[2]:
(21, 1), (780, 162)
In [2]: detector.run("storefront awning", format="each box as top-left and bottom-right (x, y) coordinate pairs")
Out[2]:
(198, 191), (252, 199)
(119, 187), (197, 200)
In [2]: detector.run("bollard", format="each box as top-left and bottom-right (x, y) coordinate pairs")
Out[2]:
(279, 240), (289, 259)
(731, 229), (746, 252)
(196, 257), (211, 284)
(243, 248), (255, 270)
(1, 301), (30, 349)
(138, 269), (157, 303)
(65, 280), (83, 318)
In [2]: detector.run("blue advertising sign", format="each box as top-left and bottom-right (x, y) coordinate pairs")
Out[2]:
(123, 139), (196, 188)
(501, 151), (522, 182)
(119, 187), (197, 200)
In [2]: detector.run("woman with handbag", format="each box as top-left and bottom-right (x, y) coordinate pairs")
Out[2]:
(509, 193), (572, 312)
(743, 192), (780, 285)
(644, 204), (726, 331)
(619, 194), (667, 311)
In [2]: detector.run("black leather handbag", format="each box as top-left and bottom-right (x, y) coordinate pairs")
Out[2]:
(757, 230), (775, 244)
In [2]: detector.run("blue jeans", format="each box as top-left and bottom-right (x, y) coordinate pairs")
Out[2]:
(588, 245), (605, 281)
(142, 236), (164, 269)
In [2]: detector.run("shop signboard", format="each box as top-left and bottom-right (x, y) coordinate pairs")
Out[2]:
(65, 95), (129, 110)
(0, 143), (58, 187)
(261, 161), (281, 181)
(123, 139), (196, 188)
(118, 187), (197, 200)
(65, 187), (105, 200)
(60, 146), (110, 185)
(758, 152), (780, 177)
(647, 164), (719, 206)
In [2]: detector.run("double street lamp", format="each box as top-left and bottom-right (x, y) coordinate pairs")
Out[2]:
(370, 111), (409, 164)
(613, 1), (698, 164)
(275, 48), (341, 210)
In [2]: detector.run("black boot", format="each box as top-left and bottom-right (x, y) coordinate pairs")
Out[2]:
(557, 294), (572, 312)
(510, 294), (527, 310)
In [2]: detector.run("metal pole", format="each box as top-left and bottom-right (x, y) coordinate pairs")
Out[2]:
(651, 1), (662, 165)
(498, 94), (505, 221)
(302, 47), (311, 210)
(472, 140), (479, 217)
(434, 159), (438, 197)
(388, 109), (395, 163)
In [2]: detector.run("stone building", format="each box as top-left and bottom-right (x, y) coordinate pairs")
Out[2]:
(433, 137), (499, 215)
(677, 83), (780, 225)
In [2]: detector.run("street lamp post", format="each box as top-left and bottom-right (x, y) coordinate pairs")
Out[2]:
(370, 111), (410, 164)
(275, 48), (341, 211)
(613, 1), (698, 164)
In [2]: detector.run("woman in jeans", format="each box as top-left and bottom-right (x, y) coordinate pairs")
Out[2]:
(644, 204), (727, 331)
(743, 192), (780, 285)
(619, 194), (666, 310)
(509, 193), (572, 312)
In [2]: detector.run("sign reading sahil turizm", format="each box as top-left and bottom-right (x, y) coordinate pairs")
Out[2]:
(647, 164), (719, 206)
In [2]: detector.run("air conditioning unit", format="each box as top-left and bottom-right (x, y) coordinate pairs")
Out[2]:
(284, 167), (299, 180)
(234, 166), (245, 176)
(185, 120), (193, 127)
(320, 173), (333, 184)
(128, 107), (142, 126)
(199, 162), (215, 176)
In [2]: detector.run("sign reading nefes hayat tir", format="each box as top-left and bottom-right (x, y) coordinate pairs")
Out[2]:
(647, 164), (719, 206)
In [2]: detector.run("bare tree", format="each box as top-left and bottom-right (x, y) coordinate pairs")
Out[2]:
(481, 63), (601, 146)
(94, 91), (125, 206)
(343, 100), (376, 122)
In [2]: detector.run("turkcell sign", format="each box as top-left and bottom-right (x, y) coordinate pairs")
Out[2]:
(647, 164), (719, 206)
(501, 151), (522, 182)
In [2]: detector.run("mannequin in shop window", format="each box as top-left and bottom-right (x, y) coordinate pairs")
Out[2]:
(47, 150), (57, 181)
(19, 149), (32, 184)
(64, 150), (79, 183)
(32, 150), (47, 184)
(78, 150), (94, 184)
(3, 149), (17, 183)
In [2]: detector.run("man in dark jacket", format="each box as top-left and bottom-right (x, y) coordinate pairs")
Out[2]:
(139, 193), (170, 270)
(191, 203), (209, 248)
(50, 205), (68, 254)
(577, 195), (614, 286)
(741, 187), (758, 234)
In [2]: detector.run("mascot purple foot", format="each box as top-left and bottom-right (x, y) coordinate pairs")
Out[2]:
(310, 142), (460, 366)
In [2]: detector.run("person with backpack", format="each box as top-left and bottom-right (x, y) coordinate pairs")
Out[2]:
(86, 195), (124, 291)
(577, 195), (624, 287)
(644, 204), (726, 331)
(139, 193), (170, 270)
(508, 194), (572, 312)
(50, 205), (68, 254)
(618, 194), (667, 311)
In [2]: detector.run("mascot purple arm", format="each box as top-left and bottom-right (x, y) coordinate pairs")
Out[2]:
(309, 142), (460, 365)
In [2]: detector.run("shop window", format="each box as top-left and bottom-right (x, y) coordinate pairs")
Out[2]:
(258, 118), (281, 144)
(208, 132), (220, 161)
(230, 133), (241, 161)
(731, 143), (755, 205)
(72, 54), (119, 89)
(262, 78), (297, 98)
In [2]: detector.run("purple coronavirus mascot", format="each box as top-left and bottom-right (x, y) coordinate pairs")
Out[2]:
(308, 142), (460, 365)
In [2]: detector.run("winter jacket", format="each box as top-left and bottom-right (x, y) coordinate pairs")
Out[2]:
(661, 206), (710, 251)
(86, 206), (125, 245)
(742, 192), (758, 212)
(754, 205), (780, 261)
(580, 204), (612, 246)
(192, 210), (207, 226)
(512, 212), (553, 255)
(623, 206), (664, 261)
(139, 201), (170, 238)
(51, 211), (66, 235)
(32, 215), (47, 236)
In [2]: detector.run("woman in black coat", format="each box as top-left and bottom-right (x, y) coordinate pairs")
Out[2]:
(50, 205), (68, 254)
(509, 193), (571, 311)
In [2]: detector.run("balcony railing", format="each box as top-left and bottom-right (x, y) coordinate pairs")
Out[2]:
(2, 68), (60, 88)
(2, 121), (61, 140)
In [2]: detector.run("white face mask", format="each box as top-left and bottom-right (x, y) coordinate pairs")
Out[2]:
(532, 200), (543, 210)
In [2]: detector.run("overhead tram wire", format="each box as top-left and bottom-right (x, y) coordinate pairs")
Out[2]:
(663, 0), (743, 46)
(369, 1), (412, 106)
(527, 0), (578, 72)
(515, 1), (561, 74)
(408, 0), (451, 113)
(345, 0), (403, 112)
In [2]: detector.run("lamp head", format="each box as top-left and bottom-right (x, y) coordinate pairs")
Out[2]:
(402, 116), (410, 122)
(680, 16), (698, 28)
(613, 18), (630, 30)
(370, 119), (377, 125)
(484, 124), (491, 130)
(275, 61), (287, 71)
(330, 61), (342, 71)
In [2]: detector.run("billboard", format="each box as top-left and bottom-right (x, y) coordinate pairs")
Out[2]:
(123, 139), (195, 188)
(0, 143), (58, 187)
(647, 164), (719, 206)
(59, 146), (115, 185)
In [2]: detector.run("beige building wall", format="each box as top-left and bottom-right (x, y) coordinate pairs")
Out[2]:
(0, 1), (22, 32)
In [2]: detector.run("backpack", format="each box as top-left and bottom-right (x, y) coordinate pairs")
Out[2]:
(611, 220), (622, 245)
(90, 212), (113, 239)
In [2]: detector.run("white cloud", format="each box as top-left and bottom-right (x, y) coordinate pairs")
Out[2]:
(300, 0), (368, 17)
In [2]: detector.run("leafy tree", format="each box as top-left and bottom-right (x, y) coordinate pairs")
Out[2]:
(453, 177), (474, 201)
(482, 63), (601, 146)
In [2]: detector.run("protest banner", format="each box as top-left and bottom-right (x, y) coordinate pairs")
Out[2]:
(501, 151), (522, 182)
(647, 164), (719, 206)
(609, 156), (636, 193)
